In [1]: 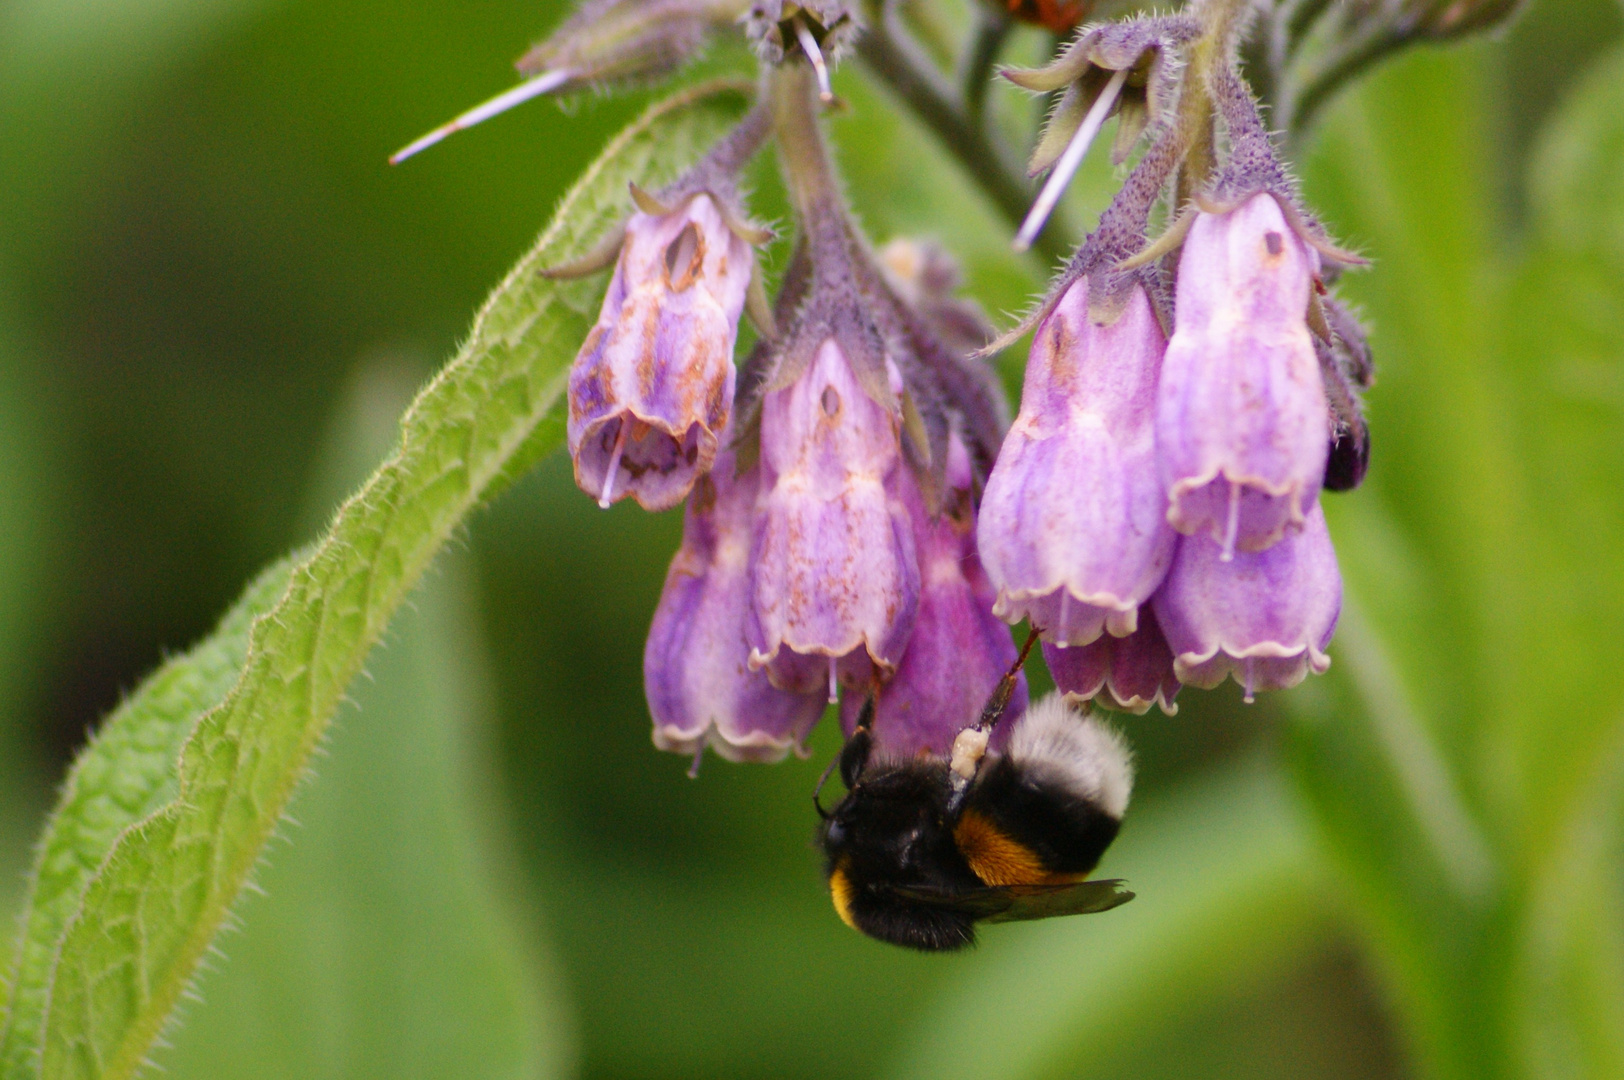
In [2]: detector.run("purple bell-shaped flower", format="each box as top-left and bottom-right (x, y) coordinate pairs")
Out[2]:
(978, 276), (1176, 645)
(645, 448), (827, 762)
(1152, 501), (1342, 699)
(569, 190), (756, 512)
(749, 337), (920, 698)
(840, 437), (1025, 759)
(1156, 192), (1329, 558)
(1042, 605), (1180, 715)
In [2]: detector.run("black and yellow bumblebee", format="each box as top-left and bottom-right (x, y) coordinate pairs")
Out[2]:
(817, 638), (1136, 950)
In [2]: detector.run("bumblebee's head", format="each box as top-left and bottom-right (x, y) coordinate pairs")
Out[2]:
(816, 691), (1138, 951)
(819, 761), (985, 951)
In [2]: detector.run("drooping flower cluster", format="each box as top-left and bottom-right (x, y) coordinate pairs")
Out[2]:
(391, 0), (1443, 771)
(581, 39), (1021, 766)
(979, 50), (1369, 709)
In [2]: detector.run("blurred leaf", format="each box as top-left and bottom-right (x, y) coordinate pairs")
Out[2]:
(160, 559), (570, 1080)
(0, 0), (284, 268)
(0, 302), (67, 965)
(160, 358), (569, 1079)
(1527, 45), (1624, 262)
(883, 762), (1331, 1080)
(1501, 42), (1624, 1079)
(1287, 35), (1624, 1080)
(1, 79), (746, 1080)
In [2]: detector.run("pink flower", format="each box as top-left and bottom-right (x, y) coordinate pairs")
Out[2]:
(1156, 192), (1329, 557)
(978, 277), (1176, 645)
(645, 450), (826, 763)
(568, 191), (754, 511)
(1043, 605), (1180, 715)
(749, 338), (919, 696)
(1152, 502), (1342, 699)
(840, 439), (1025, 759)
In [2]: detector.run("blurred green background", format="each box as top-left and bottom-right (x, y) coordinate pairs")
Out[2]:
(3, 1), (1623, 1078)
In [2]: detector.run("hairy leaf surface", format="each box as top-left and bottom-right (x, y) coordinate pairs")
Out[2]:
(1, 80), (746, 1080)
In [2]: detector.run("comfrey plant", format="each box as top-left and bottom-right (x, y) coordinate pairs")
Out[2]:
(393, 0), (1392, 764)
(379, 0), (1521, 949)
(5, 6), (1554, 1075)
(379, 0), (1527, 766)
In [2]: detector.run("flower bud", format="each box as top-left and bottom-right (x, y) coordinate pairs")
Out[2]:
(747, 1), (860, 64)
(749, 338), (920, 694)
(568, 191), (755, 511)
(1151, 502), (1342, 699)
(1004, 15), (1198, 170)
(978, 277), (1176, 646)
(645, 452), (827, 763)
(1316, 293), (1373, 493)
(839, 439), (1025, 759)
(1324, 418), (1370, 492)
(519, 0), (750, 87)
(1156, 192), (1329, 558)
(1042, 605), (1180, 716)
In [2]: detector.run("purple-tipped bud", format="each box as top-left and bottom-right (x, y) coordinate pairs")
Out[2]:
(645, 451), (827, 762)
(1043, 606), (1180, 715)
(1151, 502), (1342, 700)
(839, 440), (1025, 759)
(1156, 192), (1330, 557)
(750, 338), (919, 694)
(978, 278), (1177, 646)
(1324, 421), (1370, 492)
(568, 191), (755, 511)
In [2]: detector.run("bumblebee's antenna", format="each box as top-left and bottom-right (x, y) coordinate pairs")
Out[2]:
(948, 627), (1042, 812)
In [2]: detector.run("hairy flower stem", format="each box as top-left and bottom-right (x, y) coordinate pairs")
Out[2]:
(772, 62), (843, 218)
(1174, 0), (1254, 206)
(693, 95), (776, 186)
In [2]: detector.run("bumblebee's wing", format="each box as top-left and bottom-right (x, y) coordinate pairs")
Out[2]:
(887, 879), (1134, 923)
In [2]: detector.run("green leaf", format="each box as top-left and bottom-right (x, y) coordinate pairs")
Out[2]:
(1500, 43), (1624, 1079)
(1, 78), (748, 1080)
(157, 558), (571, 1080)
(152, 357), (571, 1080)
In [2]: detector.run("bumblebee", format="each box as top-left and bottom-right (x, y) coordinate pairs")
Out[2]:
(817, 639), (1135, 951)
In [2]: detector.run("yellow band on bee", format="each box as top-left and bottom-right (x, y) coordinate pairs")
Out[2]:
(828, 863), (859, 931)
(954, 810), (1078, 887)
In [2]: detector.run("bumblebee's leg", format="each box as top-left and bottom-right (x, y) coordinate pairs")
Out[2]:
(973, 626), (1042, 731)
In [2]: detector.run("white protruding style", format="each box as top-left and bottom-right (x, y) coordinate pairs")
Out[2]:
(794, 17), (835, 103)
(390, 68), (574, 164)
(599, 422), (629, 508)
(1013, 67), (1129, 253)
